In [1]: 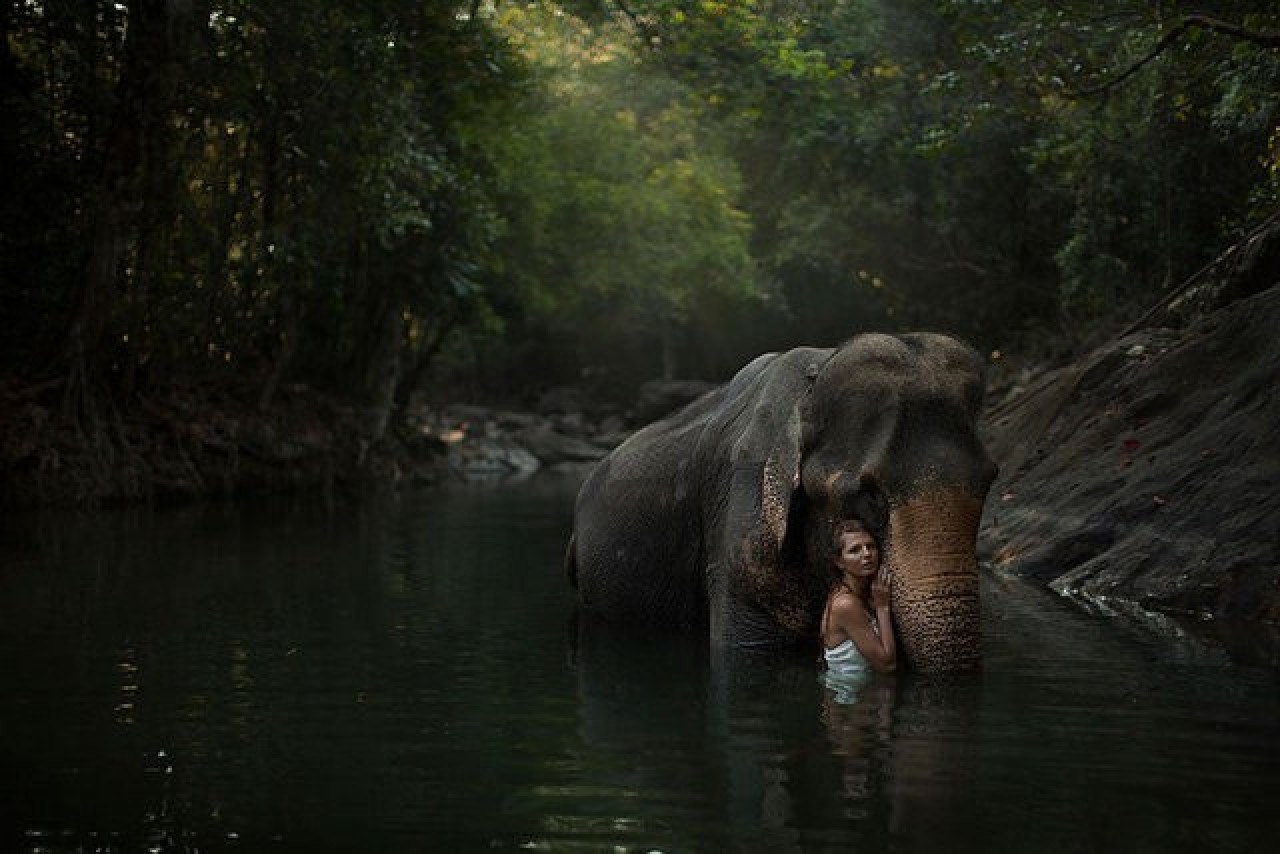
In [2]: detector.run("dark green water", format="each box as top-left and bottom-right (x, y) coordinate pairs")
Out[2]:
(2, 478), (1278, 852)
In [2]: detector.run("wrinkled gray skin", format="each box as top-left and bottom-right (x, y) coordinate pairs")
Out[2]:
(566, 332), (998, 673)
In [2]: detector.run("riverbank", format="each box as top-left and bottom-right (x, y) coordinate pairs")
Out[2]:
(0, 375), (713, 506)
(980, 221), (1280, 628)
(4, 225), (1277, 632)
(1, 379), (389, 505)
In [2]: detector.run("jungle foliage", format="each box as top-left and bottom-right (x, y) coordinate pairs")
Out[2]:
(2, 1), (1278, 426)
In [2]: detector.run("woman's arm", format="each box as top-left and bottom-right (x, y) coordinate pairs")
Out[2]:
(830, 574), (896, 673)
(868, 564), (896, 671)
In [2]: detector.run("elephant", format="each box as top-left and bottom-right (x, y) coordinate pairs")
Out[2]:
(565, 332), (998, 673)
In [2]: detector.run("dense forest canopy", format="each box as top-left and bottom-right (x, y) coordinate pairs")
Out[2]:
(3, 1), (1278, 431)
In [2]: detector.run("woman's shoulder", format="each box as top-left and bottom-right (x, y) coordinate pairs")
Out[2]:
(827, 589), (868, 621)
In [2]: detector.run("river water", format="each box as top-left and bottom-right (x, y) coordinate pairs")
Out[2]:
(3, 478), (1278, 852)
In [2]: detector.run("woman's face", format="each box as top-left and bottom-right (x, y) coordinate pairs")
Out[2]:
(836, 530), (880, 577)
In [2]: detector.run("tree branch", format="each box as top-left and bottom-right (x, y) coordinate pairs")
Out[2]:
(611, 0), (663, 51)
(1071, 14), (1280, 98)
(611, 0), (641, 27)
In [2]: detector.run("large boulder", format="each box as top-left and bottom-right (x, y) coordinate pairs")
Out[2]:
(446, 438), (541, 481)
(516, 423), (611, 466)
(981, 282), (1280, 624)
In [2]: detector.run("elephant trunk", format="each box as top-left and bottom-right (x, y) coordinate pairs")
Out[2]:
(884, 489), (984, 674)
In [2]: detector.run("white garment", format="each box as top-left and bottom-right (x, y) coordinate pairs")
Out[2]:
(823, 638), (871, 675)
(822, 639), (872, 704)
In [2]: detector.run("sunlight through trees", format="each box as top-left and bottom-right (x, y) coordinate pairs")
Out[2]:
(2, 1), (1277, 415)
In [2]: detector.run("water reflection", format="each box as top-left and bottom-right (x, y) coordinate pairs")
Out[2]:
(820, 675), (894, 806)
(2, 487), (1280, 851)
(707, 647), (824, 851)
(568, 620), (902, 851)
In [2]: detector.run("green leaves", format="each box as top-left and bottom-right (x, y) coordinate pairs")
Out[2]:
(608, 0), (1280, 348)
(479, 3), (760, 380)
(5, 0), (1277, 408)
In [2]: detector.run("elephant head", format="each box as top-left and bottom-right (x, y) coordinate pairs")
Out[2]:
(568, 332), (995, 674)
(725, 333), (996, 673)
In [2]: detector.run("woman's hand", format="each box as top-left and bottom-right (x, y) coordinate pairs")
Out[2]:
(870, 564), (892, 610)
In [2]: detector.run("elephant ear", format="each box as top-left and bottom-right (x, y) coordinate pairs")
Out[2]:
(721, 357), (822, 639)
(753, 405), (803, 569)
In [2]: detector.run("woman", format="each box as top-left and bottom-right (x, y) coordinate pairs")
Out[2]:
(821, 519), (897, 677)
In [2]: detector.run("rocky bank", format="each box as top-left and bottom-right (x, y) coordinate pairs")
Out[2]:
(980, 224), (1280, 635)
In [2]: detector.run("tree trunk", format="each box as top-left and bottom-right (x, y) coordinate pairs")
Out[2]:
(63, 0), (173, 415)
(362, 297), (406, 446)
(395, 311), (459, 409)
(257, 292), (303, 412)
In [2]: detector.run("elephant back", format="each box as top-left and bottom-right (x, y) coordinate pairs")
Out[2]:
(569, 385), (726, 629)
(568, 347), (833, 635)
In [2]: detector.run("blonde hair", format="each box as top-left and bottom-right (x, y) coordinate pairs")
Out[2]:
(832, 517), (873, 545)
